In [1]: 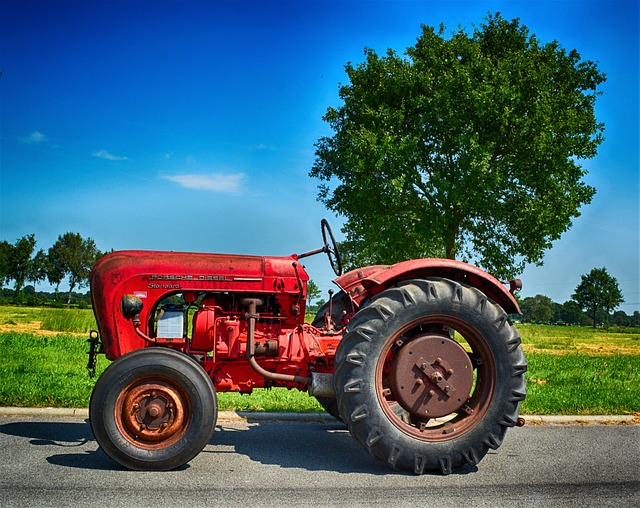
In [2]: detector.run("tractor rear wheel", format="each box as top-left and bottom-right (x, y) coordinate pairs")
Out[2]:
(90, 347), (217, 470)
(333, 278), (527, 474)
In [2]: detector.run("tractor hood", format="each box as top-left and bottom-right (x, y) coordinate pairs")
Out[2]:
(90, 250), (308, 359)
(91, 250), (305, 291)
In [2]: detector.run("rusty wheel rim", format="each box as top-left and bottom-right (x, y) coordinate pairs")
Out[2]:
(114, 378), (191, 450)
(376, 315), (496, 441)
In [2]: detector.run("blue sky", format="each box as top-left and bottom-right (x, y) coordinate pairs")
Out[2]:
(1, 0), (638, 311)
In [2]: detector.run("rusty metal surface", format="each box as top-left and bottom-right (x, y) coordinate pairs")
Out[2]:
(389, 335), (474, 419)
(333, 258), (521, 314)
(114, 380), (190, 448)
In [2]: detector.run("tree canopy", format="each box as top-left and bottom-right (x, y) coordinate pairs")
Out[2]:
(1, 234), (37, 295)
(0, 232), (103, 304)
(572, 267), (624, 327)
(48, 232), (100, 303)
(311, 13), (605, 278)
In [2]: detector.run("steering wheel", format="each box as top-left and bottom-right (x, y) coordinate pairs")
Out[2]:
(321, 219), (343, 277)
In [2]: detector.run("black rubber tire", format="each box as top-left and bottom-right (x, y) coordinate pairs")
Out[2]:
(90, 347), (217, 471)
(333, 278), (527, 474)
(314, 396), (342, 421)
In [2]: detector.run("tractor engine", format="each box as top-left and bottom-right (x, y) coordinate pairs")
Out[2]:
(150, 290), (340, 394)
(89, 247), (344, 396)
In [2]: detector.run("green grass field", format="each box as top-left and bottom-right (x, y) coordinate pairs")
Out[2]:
(0, 306), (638, 414)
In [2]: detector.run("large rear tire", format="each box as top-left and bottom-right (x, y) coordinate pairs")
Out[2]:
(90, 347), (217, 471)
(333, 278), (526, 474)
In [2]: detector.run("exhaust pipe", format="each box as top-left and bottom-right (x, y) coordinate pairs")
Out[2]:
(241, 298), (309, 387)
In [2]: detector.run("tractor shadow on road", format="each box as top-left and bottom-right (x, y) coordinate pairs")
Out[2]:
(0, 419), (117, 470)
(208, 421), (479, 476)
(0, 418), (479, 475)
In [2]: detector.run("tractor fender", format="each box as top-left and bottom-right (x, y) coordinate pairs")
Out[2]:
(333, 258), (521, 315)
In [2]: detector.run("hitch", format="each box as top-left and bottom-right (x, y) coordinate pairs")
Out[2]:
(87, 330), (102, 378)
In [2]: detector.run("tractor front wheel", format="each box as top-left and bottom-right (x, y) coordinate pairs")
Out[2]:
(333, 278), (527, 474)
(90, 348), (217, 470)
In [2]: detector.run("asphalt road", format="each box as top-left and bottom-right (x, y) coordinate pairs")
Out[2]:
(1, 415), (638, 507)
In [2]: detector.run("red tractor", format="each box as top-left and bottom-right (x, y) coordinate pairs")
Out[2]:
(88, 220), (526, 474)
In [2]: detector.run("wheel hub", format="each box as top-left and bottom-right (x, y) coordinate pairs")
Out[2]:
(389, 334), (474, 418)
(117, 381), (188, 445)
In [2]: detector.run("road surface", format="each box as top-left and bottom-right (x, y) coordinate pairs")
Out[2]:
(1, 415), (638, 507)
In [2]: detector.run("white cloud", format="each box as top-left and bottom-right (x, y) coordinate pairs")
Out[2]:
(254, 143), (276, 151)
(92, 149), (128, 161)
(162, 172), (245, 193)
(20, 131), (46, 144)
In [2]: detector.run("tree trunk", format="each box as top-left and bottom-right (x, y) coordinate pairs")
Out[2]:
(445, 222), (458, 260)
(67, 282), (76, 305)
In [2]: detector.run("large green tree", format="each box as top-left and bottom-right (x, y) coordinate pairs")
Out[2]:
(311, 13), (605, 278)
(572, 267), (624, 328)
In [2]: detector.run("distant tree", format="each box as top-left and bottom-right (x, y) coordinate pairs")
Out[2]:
(521, 294), (554, 324)
(6, 234), (37, 298)
(611, 310), (631, 327)
(551, 302), (563, 323)
(49, 232), (100, 304)
(310, 13), (605, 278)
(559, 300), (586, 325)
(46, 244), (66, 301)
(0, 240), (11, 287)
(27, 249), (48, 293)
(306, 280), (322, 309)
(572, 267), (624, 328)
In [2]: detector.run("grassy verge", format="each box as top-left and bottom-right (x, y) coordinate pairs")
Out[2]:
(0, 332), (110, 408)
(522, 353), (638, 414)
(40, 308), (97, 334)
(0, 305), (96, 335)
(0, 331), (324, 411)
(0, 307), (638, 414)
